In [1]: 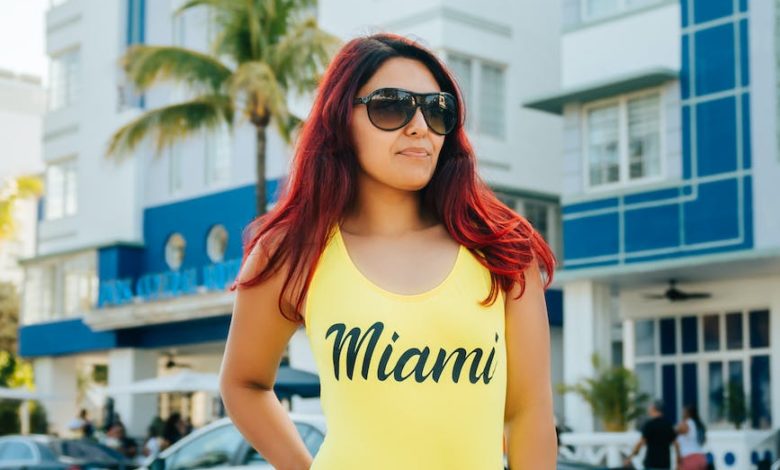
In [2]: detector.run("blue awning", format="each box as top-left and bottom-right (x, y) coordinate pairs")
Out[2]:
(274, 366), (321, 398)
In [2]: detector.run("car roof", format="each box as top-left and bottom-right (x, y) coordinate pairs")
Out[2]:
(159, 413), (326, 458)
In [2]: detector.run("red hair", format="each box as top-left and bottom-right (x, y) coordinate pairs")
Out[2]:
(233, 33), (556, 324)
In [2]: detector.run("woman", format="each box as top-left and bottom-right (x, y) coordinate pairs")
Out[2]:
(676, 404), (708, 470)
(220, 33), (557, 469)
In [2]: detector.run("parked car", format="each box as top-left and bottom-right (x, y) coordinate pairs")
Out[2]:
(0, 434), (136, 469)
(141, 413), (326, 470)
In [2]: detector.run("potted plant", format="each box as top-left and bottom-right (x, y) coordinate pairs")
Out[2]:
(724, 381), (748, 429)
(558, 354), (649, 432)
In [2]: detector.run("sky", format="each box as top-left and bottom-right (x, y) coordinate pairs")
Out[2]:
(0, 0), (49, 82)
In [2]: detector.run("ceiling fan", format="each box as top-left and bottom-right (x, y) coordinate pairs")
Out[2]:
(164, 352), (192, 369)
(643, 279), (712, 302)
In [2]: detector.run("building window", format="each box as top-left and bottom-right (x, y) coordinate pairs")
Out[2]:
(584, 90), (662, 189)
(22, 253), (96, 324)
(446, 52), (506, 139)
(63, 255), (98, 316)
(49, 48), (80, 111)
(523, 200), (551, 243)
(580, 0), (663, 22)
(205, 124), (231, 187)
(478, 63), (506, 139)
(45, 159), (77, 220)
(633, 310), (772, 429)
(172, 3), (187, 47)
(447, 55), (473, 130)
(206, 225), (228, 263)
(23, 265), (56, 323)
(165, 233), (186, 270)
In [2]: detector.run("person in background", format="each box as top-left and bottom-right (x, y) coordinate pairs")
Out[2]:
(67, 408), (94, 439)
(104, 421), (138, 460)
(162, 412), (185, 447)
(624, 399), (680, 470)
(676, 404), (708, 470)
(143, 416), (166, 458)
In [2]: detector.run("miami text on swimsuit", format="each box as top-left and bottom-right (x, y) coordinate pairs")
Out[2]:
(325, 321), (500, 384)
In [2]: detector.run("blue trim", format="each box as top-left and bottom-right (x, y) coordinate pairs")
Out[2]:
(19, 315), (233, 357)
(19, 319), (118, 357)
(116, 315), (231, 349)
(692, 0), (733, 24)
(562, 198), (618, 215)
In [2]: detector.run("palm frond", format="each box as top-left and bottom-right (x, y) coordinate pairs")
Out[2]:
(123, 45), (232, 93)
(106, 94), (233, 158)
(269, 16), (341, 94)
(230, 61), (287, 120)
(175, 0), (244, 16)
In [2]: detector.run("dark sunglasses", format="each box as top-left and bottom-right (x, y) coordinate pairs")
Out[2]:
(353, 88), (458, 135)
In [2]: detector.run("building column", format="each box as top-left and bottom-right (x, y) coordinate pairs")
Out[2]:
(33, 356), (78, 436)
(108, 348), (158, 437)
(562, 280), (613, 432)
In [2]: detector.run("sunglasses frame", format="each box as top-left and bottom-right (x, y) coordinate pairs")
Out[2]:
(353, 87), (458, 136)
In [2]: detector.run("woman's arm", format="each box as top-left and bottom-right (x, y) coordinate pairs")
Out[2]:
(220, 242), (312, 470)
(503, 259), (557, 470)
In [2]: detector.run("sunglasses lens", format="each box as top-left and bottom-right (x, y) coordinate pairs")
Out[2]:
(366, 90), (415, 131)
(422, 93), (457, 135)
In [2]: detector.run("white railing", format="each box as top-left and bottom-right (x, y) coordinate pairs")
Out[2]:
(559, 430), (777, 469)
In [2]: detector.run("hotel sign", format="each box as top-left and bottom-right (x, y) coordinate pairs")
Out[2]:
(98, 259), (241, 307)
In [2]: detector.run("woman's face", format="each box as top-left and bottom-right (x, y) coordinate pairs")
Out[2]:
(350, 57), (447, 192)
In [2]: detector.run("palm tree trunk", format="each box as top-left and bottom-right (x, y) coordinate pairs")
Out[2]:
(255, 124), (267, 215)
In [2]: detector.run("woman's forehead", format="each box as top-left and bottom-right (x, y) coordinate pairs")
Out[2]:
(359, 57), (441, 95)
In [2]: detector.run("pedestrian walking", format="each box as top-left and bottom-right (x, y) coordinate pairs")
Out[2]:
(676, 404), (708, 470)
(219, 33), (558, 469)
(624, 399), (680, 470)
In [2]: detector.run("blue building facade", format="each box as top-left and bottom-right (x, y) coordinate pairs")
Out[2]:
(526, 0), (779, 467)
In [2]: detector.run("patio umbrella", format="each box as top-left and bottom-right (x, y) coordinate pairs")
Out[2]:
(105, 370), (220, 395)
(274, 366), (320, 398)
(104, 367), (320, 398)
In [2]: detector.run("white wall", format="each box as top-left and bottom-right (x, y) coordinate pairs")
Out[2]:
(748, 1), (780, 250)
(561, 3), (680, 89)
(39, 0), (143, 255)
(0, 72), (45, 285)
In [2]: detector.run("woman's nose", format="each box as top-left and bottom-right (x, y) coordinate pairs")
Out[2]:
(405, 107), (428, 135)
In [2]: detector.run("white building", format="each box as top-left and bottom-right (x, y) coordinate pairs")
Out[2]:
(20, 0), (565, 439)
(525, 0), (780, 467)
(0, 70), (45, 289)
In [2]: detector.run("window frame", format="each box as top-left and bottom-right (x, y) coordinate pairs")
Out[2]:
(48, 47), (80, 111)
(444, 51), (507, 140)
(632, 309), (772, 430)
(44, 158), (78, 220)
(581, 87), (666, 192)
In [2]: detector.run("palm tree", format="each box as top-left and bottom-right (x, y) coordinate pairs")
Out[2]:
(107, 0), (340, 214)
(0, 176), (43, 241)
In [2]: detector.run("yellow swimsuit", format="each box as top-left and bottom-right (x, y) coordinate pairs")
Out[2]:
(304, 225), (507, 469)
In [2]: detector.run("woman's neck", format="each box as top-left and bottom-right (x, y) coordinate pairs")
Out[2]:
(343, 178), (438, 237)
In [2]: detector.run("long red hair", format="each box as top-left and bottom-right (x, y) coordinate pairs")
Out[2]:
(233, 33), (556, 324)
